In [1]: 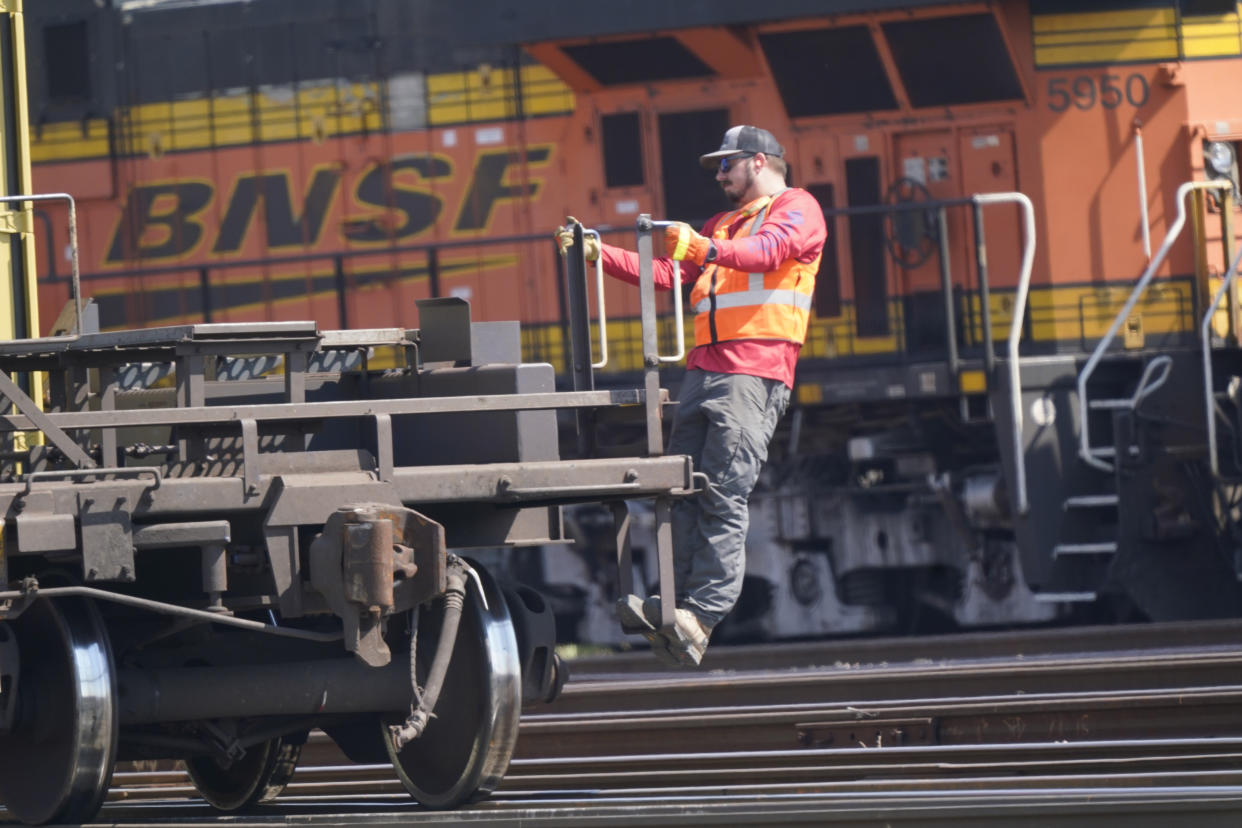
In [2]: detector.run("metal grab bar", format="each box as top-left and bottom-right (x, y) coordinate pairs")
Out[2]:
(972, 192), (1037, 516)
(0, 193), (82, 333)
(1201, 242), (1242, 477)
(585, 229), (609, 369)
(640, 219), (687, 364)
(1134, 125), (1152, 261)
(1079, 180), (1232, 472)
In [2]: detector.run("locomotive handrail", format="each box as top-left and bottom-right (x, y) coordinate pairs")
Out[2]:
(0, 193), (81, 333)
(972, 192), (1037, 516)
(22, 466), (161, 495)
(638, 218), (686, 365)
(1200, 242), (1242, 477)
(0, 388), (663, 432)
(585, 229), (608, 369)
(1079, 180), (1232, 473)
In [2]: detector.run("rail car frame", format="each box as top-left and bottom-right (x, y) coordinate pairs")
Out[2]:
(0, 210), (702, 824)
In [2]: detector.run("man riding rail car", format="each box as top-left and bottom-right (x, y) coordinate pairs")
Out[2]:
(559, 125), (827, 666)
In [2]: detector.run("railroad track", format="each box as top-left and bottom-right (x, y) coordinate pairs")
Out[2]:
(11, 620), (1242, 824)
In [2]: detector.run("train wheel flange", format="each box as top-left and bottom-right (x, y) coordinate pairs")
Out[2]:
(0, 598), (117, 825)
(383, 562), (521, 808)
(186, 733), (304, 811)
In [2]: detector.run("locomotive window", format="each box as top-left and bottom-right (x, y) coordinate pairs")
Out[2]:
(602, 113), (644, 188)
(44, 21), (91, 102)
(659, 108), (730, 226)
(882, 15), (1023, 108)
(758, 27), (897, 118)
(562, 38), (713, 86)
(804, 184), (841, 319)
(845, 157), (889, 338)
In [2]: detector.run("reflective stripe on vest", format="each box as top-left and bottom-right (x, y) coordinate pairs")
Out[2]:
(694, 288), (813, 314)
(690, 191), (819, 347)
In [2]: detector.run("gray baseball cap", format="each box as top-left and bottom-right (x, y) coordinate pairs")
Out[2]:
(699, 125), (785, 169)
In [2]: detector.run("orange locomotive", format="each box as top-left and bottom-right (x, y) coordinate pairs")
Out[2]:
(26, 0), (1242, 638)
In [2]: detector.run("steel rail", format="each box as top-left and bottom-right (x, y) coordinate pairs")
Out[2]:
(108, 741), (1242, 794)
(82, 793), (1242, 827)
(517, 686), (1242, 758)
(565, 618), (1242, 677)
(545, 646), (1242, 714)
(86, 773), (1242, 827)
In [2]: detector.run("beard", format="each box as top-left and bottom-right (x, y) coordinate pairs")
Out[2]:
(724, 166), (755, 204)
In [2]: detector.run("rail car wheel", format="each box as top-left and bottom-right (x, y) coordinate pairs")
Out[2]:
(0, 598), (117, 825)
(382, 562), (521, 809)
(185, 733), (304, 811)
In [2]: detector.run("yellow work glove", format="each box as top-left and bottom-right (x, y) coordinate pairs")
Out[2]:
(663, 222), (713, 265)
(555, 217), (600, 262)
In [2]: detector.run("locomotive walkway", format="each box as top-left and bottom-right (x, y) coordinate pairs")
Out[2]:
(12, 620), (1242, 825)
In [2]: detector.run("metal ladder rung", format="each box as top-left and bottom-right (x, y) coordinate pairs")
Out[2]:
(1034, 591), (1098, 603)
(1053, 542), (1118, 556)
(1064, 494), (1119, 508)
(1087, 445), (1140, 459)
(1089, 399), (1132, 410)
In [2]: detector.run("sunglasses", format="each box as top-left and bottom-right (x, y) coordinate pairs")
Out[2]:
(718, 153), (755, 173)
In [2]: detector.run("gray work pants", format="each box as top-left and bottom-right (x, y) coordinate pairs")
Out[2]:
(666, 369), (790, 628)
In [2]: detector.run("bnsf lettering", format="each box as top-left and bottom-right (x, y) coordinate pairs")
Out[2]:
(214, 166), (343, 254)
(104, 147), (550, 265)
(345, 155), (453, 243)
(107, 181), (213, 262)
(455, 147), (551, 232)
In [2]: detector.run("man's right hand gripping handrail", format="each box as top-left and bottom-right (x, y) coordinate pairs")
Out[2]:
(642, 219), (686, 364)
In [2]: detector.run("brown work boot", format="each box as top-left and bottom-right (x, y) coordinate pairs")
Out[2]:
(615, 594), (680, 667)
(641, 597), (712, 667)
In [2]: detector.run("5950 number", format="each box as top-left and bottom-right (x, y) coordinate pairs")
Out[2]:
(1046, 73), (1149, 112)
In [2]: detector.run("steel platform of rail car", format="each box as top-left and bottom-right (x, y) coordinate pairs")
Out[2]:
(0, 308), (694, 596)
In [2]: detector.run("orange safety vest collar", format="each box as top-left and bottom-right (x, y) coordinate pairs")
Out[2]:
(689, 192), (819, 347)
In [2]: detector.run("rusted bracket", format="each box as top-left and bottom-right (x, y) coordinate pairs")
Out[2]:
(373, 413), (393, 482)
(241, 418), (259, 494)
(0, 206), (31, 236)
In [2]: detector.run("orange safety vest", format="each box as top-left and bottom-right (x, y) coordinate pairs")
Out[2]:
(689, 193), (820, 347)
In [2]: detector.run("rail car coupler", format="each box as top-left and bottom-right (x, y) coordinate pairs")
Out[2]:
(308, 504), (447, 667)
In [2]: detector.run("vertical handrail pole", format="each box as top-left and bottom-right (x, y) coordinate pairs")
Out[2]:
(972, 192), (1036, 515)
(636, 215), (663, 456)
(1201, 242), (1242, 477)
(972, 202), (996, 374)
(646, 220), (686, 364)
(585, 229), (609, 369)
(427, 246), (442, 299)
(333, 255), (348, 329)
(1135, 123), (1152, 261)
(198, 266), (212, 323)
(936, 206), (958, 375)
(563, 223), (594, 394)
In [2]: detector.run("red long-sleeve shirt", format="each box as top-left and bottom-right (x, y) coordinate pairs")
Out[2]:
(599, 187), (827, 388)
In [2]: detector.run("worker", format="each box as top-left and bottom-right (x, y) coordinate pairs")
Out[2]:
(557, 125), (826, 666)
